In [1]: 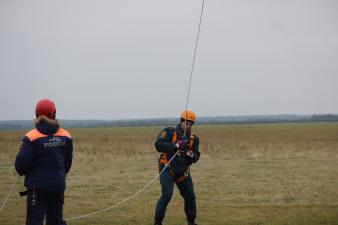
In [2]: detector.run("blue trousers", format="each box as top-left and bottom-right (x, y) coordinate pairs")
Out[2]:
(155, 168), (196, 222)
(26, 189), (66, 225)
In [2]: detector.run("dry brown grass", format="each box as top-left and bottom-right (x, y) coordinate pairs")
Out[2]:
(1, 123), (338, 225)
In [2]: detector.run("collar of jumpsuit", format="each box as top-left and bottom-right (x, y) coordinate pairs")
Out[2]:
(36, 121), (59, 135)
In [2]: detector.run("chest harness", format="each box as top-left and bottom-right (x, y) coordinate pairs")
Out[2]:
(159, 130), (195, 183)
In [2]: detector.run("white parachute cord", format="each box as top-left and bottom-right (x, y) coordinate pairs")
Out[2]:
(0, 175), (20, 214)
(184, 0), (205, 136)
(65, 151), (180, 221)
(65, 0), (206, 221)
(185, 0), (205, 112)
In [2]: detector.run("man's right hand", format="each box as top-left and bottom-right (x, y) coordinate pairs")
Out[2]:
(175, 140), (188, 151)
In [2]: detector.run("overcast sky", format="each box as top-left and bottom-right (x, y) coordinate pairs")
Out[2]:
(1, 0), (337, 120)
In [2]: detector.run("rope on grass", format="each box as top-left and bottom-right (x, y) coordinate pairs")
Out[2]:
(65, 151), (180, 221)
(0, 175), (20, 214)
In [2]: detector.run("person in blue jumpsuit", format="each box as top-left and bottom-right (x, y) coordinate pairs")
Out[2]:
(15, 99), (73, 225)
(154, 110), (200, 225)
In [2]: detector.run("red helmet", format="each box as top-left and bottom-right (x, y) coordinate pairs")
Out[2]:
(35, 99), (56, 119)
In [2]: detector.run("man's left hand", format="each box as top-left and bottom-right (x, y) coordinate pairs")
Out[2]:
(186, 150), (194, 158)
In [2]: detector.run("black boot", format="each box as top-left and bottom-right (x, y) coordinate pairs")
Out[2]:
(187, 215), (196, 225)
(154, 217), (163, 225)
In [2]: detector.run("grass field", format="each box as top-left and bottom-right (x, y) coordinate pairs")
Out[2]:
(1, 123), (338, 225)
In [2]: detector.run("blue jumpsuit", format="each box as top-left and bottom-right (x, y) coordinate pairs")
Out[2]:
(15, 121), (73, 225)
(154, 124), (200, 224)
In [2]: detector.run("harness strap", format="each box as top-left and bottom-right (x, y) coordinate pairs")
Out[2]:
(175, 174), (189, 184)
(168, 170), (190, 184)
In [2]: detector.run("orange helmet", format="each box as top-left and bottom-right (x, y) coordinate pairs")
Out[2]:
(35, 99), (56, 119)
(180, 109), (196, 123)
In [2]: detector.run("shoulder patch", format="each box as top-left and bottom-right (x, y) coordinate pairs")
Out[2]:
(160, 131), (167, 138)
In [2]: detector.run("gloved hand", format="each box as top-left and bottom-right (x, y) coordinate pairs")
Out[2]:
(186, 150), (194, 158)
(175, 140), (188, 151)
